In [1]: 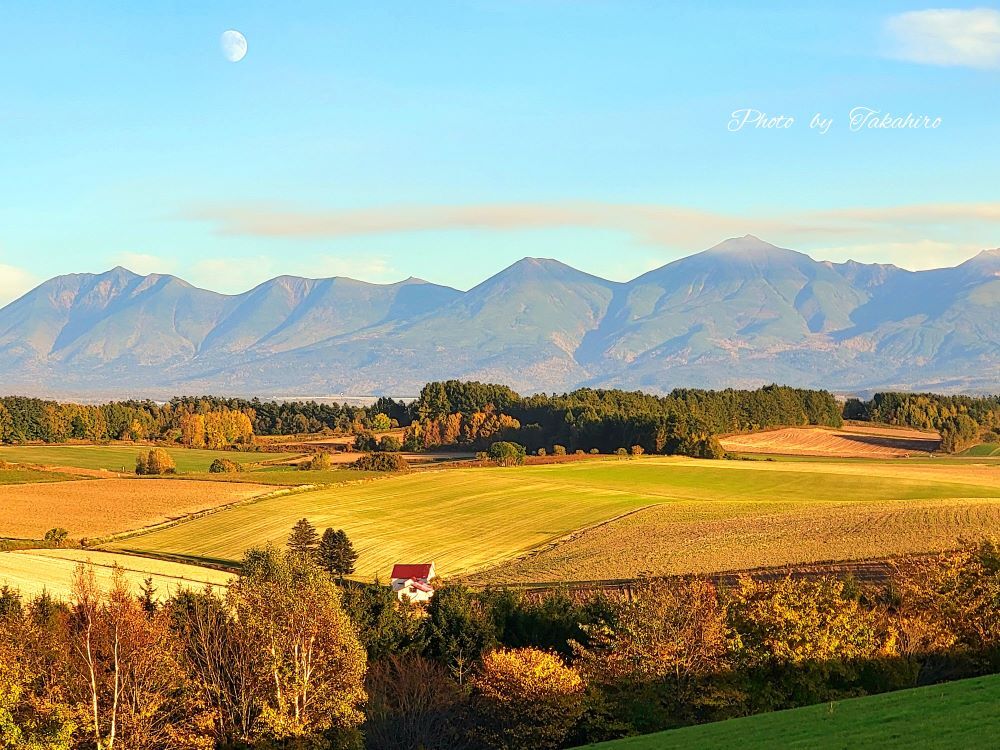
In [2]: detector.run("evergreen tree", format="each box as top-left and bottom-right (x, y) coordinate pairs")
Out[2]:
(139, 576), (157, 613)
(421, 584), (497, 684)
(287, 518), (320, 558)
(318, 528), (359, 578)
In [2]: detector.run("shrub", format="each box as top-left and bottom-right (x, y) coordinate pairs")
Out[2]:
(552, 445), (567, 456)
(489, 442), (527, 467)
(299, 452), (333, 471)
(208, 458), (242, 473)
(575, 449), (585, 455)
(614, 448), (628, 458)
(43, 528), (69, 546)
(537, 448), (547, 457)
(698, 436), (726, 460)
(589, 448), (600, 455)
(371, 413), (393, 431)
(354, 431), (378, 452)
(378, 435), (402, 452)
(630, 445), (644, 457)
(472, 648), (585, 750)
(349, 452), (411, 472)
(136, 448), (176, 475)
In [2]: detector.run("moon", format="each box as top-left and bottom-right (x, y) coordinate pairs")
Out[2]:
(220, 30), (248, 63)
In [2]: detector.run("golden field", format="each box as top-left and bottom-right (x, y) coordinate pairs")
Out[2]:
(109, 456), (1000, 582)
(1, 478), (272, 540)
(0, 548), (233, 601)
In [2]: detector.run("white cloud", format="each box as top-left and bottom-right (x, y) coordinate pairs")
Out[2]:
(886, 8), (1000, 69)
(0, 263), (40, 306)
(181, 199), (1000, 272)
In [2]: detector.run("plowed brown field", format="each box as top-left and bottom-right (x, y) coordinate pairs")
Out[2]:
(720, 426), (939, 457)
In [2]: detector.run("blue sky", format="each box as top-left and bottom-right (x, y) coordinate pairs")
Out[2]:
(1, 1), (999, 302)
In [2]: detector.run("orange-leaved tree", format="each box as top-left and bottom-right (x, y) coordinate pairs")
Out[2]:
(471, 647), (584, 750)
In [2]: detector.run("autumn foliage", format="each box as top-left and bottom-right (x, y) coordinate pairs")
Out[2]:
(472, 648), (585, 750)
(5, 540), (1000, 748)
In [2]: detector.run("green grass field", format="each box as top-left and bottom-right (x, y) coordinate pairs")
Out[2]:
(110, 462), (661, 578)
(109, 457), (1000, 581)
(581, 674), (1000, 749)
(0, 467), (77, 485)
(0, 444), (300, 474)
(962, 443), (1000, 457)
(181, 467), (385, 486)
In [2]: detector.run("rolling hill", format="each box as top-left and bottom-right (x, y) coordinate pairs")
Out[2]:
(0, 236), (997, 397)
(583, 673), (1000, 750)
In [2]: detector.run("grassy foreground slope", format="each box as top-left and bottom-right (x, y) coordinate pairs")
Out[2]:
(113, 457), (1000, 581)
(582, 674), (1000, 749)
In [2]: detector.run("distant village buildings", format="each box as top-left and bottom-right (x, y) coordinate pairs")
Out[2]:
(390, 562), (436, 603)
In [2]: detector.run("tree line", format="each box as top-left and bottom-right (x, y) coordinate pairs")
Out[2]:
(6, 531), (1000, 749)
(846, 392), (1000, 453)
(4, 385), (997, 456)
(0, 396), (254, 448)
(402, 381), (844, 457)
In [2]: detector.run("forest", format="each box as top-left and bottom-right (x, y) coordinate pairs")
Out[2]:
(2, 385), (998, 456)
(845, 392), (1000, 452)
(403, 381), (844, 456)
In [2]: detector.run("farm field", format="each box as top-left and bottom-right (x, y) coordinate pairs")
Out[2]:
(963, 443), (1000, 457)
(111, 457), (1000, 582)
(182, 467), (388, 486)
(1, 478), (273, 540)
(719, 425), (939, 457)
(110, 462), (659, 579)
(0, 444), (301, 473)
(488, 458), (1000, 582)
(0, 548), (233, 601)
(583, 673), (1000, 749)
(0, 466), (77, 484)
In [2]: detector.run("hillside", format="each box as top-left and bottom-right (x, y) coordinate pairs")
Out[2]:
(1, 237), (998, 397)
(582, 673), (1000, 749)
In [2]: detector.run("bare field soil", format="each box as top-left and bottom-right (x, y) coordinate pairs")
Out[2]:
(466, 457), (1000, 584)
(0, 548), (233, 601)
(1, 478), (272, 539)
(492, 499), (1000, 583)
(720, 425), (940, 457)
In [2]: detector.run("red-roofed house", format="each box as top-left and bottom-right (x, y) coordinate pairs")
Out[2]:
(391, 562), (437, 603)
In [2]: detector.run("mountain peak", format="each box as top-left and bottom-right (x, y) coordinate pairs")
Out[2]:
(102, 265), (141, 279)
(959, 247), (1000, 276)
(704, 235), (789, 255)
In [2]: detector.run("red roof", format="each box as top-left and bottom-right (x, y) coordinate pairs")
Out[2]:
(391, 563), (433, 580)
(410, 581), (434, 593)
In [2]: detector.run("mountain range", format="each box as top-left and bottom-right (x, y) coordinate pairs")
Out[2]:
(1, 236), (997, 399)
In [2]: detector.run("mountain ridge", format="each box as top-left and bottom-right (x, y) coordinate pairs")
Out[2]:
(1, 236), (997, 398)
